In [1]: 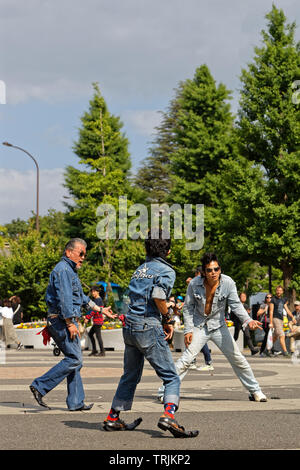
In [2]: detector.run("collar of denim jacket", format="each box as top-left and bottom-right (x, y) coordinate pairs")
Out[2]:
(61, 255), (77, 271)
(145, 256), (173, 269)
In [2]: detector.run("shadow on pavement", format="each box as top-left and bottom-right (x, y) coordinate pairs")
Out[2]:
(62, 420), (167, 438)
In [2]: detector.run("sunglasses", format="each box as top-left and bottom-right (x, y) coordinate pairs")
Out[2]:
(266, 296), (272, 299)
(205, 267), (221, 273)
(73, 249), (86, 258)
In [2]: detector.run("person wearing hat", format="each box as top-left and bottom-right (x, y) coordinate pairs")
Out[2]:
(287, 301), (300, 353)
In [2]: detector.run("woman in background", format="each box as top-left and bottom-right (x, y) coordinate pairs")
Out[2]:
(0, 299), (23, 349)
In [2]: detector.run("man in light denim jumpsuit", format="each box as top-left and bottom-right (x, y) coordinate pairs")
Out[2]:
(103, 233), (198, 438)
(164, 252), (267, 402)
(30, 238), (115, 411)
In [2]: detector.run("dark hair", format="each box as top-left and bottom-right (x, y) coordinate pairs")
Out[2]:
(201, 252), (220, 274)
(11, 295), (21, 305)
(194, 265), (202, 275)
(3, 299), (12, 308)
(145, 229), (171, 260)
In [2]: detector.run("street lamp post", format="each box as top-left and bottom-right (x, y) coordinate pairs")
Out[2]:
(2, 142), (40, 232)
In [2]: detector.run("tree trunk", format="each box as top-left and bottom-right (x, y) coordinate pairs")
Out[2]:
(281, 261), (296, 310)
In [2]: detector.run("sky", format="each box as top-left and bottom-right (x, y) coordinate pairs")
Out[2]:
(0, 0), (299, 225)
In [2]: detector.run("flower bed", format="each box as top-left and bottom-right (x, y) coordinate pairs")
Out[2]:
(15, 322), (47, 329)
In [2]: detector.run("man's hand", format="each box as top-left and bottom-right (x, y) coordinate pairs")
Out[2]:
(163, 323), (174, 341)
(248, 320), (263, 331)
(67, 323), (80, 340)
(102, 306), (118, 319)
(184, 332), (193, 348)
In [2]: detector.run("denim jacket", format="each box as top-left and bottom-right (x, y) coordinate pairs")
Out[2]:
(45, 256), (90, 320)
(183, 274), (251, 334)
(126, 257), (176, 321)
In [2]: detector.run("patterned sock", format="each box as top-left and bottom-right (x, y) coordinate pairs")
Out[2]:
(164, 402), (176, 419)
(106, 408), (120, 421)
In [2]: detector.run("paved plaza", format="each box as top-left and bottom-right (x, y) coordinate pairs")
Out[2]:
(0, 346), (300, 453)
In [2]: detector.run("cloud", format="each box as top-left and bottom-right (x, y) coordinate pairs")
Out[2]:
(122, 109), (162, 137)
(0, 168), (68, 224)
(2, 0), (298, 106)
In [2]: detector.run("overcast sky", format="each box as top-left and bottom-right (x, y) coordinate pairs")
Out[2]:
(0, 0), (299, 224)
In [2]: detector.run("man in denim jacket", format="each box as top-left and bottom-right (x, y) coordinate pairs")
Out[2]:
(103, 232), (198, 438)
(175, 252), (267, 402)
(30, 238), (115, 411)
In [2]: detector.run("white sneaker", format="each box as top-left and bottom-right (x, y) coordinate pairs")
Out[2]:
(196, 364), (214, 371)
(249, 391), (267, 402)
(189, 363), (198, 370)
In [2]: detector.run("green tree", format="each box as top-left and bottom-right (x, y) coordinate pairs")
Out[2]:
(64, 83), (144, 291)
(234, 5), (300, 301)
(0, 230), (65, 320)
(168, 64), (236, 208)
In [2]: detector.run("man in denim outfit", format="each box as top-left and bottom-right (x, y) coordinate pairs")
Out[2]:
(175, 252), (267, 402)
(103, 232), (198, 438)
(29, 238), (115, 411)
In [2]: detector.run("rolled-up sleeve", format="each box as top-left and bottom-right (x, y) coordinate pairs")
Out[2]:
(183, 282), (196, 334)
(152, 270), (176, 300)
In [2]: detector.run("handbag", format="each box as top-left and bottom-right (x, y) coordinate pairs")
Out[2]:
(266, 327), (273, 350)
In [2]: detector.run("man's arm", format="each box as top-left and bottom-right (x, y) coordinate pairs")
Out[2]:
(269, 303), (274, 328)
(153, 298), (173, 341)
(227, 281), (262, 331)
(181, 282), (196, 346)
(284, 302), (295, 321)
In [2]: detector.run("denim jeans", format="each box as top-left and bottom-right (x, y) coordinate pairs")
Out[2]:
(176, 324), (261, 394)
(30, 317), (85, 410)
(111, 315), (180, 410)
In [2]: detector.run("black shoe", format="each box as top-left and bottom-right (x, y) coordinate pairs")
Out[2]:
(88, 351), (97, 356)
(103, 417), (142, 431)
(97, 351), (106, 357)
(251, 348), (259, 356)
(70, 403), (94, 411)
(157, 414), (199, 438)
(29, 385), (51, 409)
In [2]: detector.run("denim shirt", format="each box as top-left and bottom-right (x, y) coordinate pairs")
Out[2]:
(126, 257), (176, 321)
(45, 256), (90, 320)
(183, 274), (251, 334)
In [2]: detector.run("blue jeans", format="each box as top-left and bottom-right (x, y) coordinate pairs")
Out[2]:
(30, 317), (85, 410)
(177, 324), (261, 393)
(111, 315), (180, 410)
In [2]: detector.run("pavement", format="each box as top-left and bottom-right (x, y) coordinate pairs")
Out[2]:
(0, 346), (300, 454)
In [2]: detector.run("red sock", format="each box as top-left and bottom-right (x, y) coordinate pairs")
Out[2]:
(164, 402), (176, 419)
(106, 408), (120, 421)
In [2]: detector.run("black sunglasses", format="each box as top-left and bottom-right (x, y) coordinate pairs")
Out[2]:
(205, 267), (221, 273)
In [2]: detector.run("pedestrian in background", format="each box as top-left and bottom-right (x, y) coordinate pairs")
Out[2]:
(0, 299), (23, 350)
(10, 296), (23, 325)
(85, 286), (117, 356)
(257, 293), (273, 357)
(269, 286), (296, 357)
